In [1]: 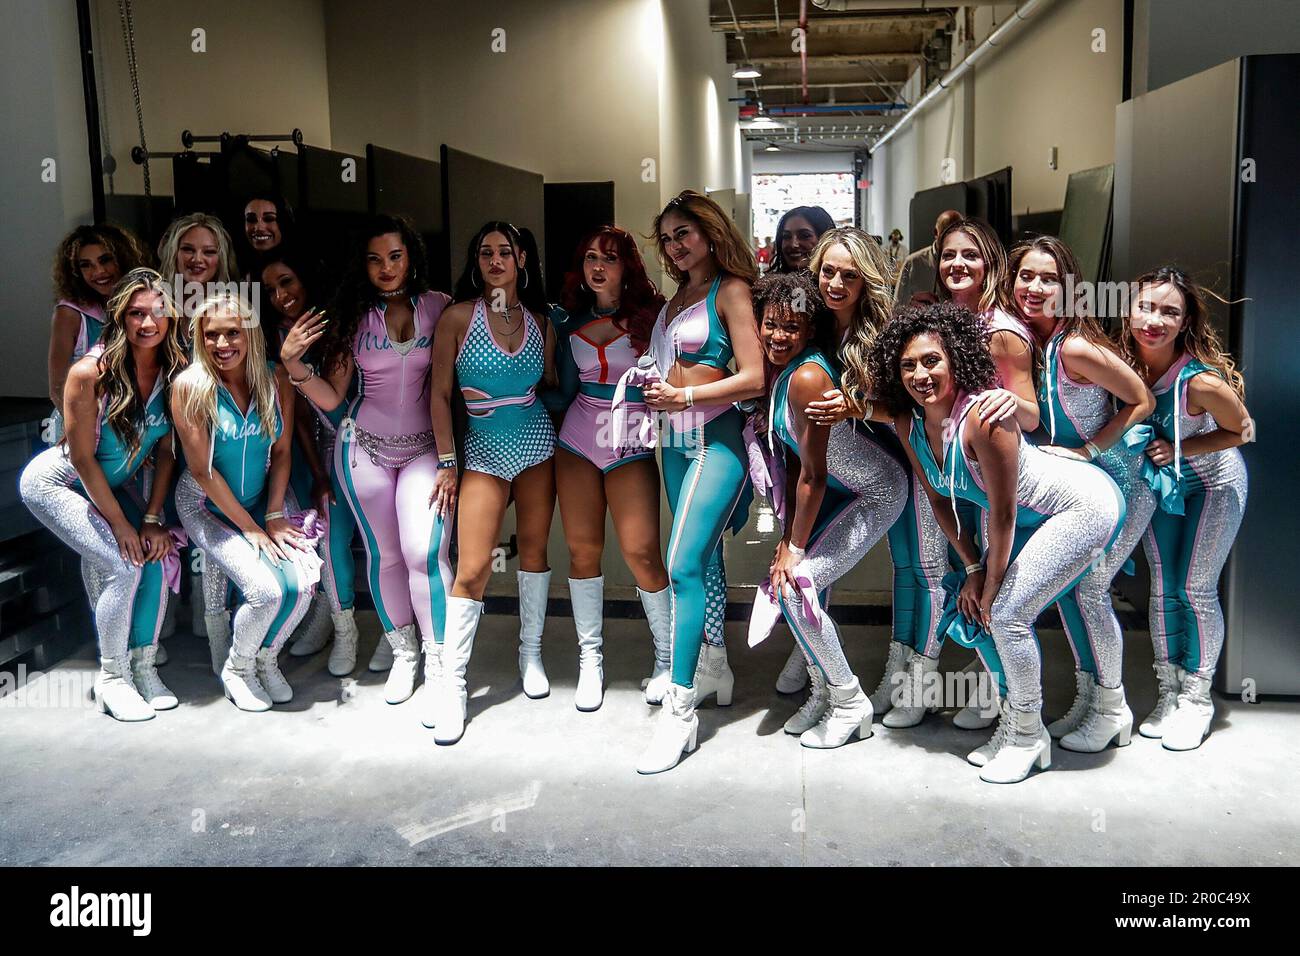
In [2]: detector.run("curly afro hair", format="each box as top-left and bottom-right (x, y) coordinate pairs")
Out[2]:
(869, 301), (997, 416)
(751, 268), (838, 361)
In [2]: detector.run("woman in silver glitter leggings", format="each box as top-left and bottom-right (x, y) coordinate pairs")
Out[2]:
(751, 271), (907, 749)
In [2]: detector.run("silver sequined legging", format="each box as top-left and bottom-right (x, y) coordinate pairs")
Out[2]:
(19, 447), (166, 660)
(779, 424), (908, 686)
(175, 471), (313, 658)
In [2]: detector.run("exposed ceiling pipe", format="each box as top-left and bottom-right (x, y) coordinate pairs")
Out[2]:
(813, 0), (1018, 10)
(869, 0), (1055, 153)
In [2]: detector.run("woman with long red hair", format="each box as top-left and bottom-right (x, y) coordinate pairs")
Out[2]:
(549, 226), (671, 712)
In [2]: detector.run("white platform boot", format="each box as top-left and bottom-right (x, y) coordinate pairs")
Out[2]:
(221, 650), (272, 712)
(327, 608), (359, 677)
(801, 676), (873, 748)
(693, 642), (734, 706)
(382, 624), (420, 704)
(518, 570), (551, 698)
(289, 592), (333, 657)
(1139, 661), (1184, 738)
(638, 586), (673, 704)
(418, 638), (442, 729)
(775, 644), (809, 694)
(1047, 670), (1094, 739)
(967, 702), (1012, 767)
(783, 666), (829, 735)
(94, 656), (155, 721)
(570, 576), (605, 712)
(882, 652), (939, 728)
(1061, 682), (1133, 752)
(130, 645), (177, 710)
(368, 631), (393, 672)
(434, 597), (482, 745)
(205, 611), (232, 677)
(636, 682), (698, 774)
(1161, 672), (1214, 751)
(979, 703), (1051, 784)
(868, 640), (912, 715)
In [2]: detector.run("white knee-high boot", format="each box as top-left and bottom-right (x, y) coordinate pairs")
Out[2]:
(570, 576), (604, 712)
(518, 570), (551, 698)
(434, 597), (483, 745)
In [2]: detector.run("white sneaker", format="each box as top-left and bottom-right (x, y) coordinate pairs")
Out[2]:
(783, 666), (828, 735)
(570, 576), (605, 712)
(801, 676), (873, 749)
(775, 644), (809, 694)
(869, 641), (912, 714)
(1047, 670), (1094, 739)
(882, 652), (938, 728)
(289, 593), (332, 657)
(979, 704), (1051, 784)
(693, 642), (734, 706)
(1161, 673), (1214, 751)
(1061, 683), (1133, 753)
(1139, 661), (1184, 738)
(383, 625), (420, 704)
(130, 645), (177, 710)
(327, 609), (359, 677)
(518, 570), (551, 698)
(637, 585), (672, 704)
(636, 683), (698, 774)
(255, 646), (293, 704)
(94, 657), (155, 722)
(221, 652), (272, 712)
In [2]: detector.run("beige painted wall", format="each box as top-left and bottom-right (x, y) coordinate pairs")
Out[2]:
(92, 0), (333, 197)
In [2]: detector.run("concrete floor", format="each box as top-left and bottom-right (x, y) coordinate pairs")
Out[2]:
(1, 609), (1297, 867)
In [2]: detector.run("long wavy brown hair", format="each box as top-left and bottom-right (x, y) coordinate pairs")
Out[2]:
(1118, 266), (1244, 398)
(1003, 235), (1111, 348)
(809, 226), (896, 416)
(93, 268), (188, 464)
(935, 217), (1007, 314)
(52, 224), (151, 304)
(558, 225), (664, 352)
(651, 189), (758, 285)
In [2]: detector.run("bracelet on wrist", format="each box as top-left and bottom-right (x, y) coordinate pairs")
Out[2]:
(142, 514), (164, 526)
(264, 510), (285, 521)
(787, 543), (806, 559)
(437, 457), (458, 470)
(289, 363), (315, 387)
(964, 562), (983, 575)
(684, 386), (695, 408)
(1084, 440), (1102, 461)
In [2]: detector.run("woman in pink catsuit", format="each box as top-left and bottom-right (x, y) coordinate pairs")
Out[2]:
(281, 216), (452, 715)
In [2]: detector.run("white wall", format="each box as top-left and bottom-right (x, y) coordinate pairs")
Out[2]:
(3, 0), (95, 399)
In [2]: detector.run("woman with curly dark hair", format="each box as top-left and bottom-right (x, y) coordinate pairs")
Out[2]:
(548, 225), (670, 711)
(48, 223), (151, 434)
(280, 215), (453, 705)
(873, 302), (1125, 784)
(748, 269), (906, 748)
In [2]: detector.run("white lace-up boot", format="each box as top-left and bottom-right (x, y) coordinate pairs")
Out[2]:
(801, 676), (873, 749)
(869, 640), (912, 714)
(205, 612), (231, 677)
(1061, 683), (1133, 752)
(327, 608), (359, 677)
(979, 704), (1051, 784)
(130, 645), (177, 710)
(434, 597), (483, 745)
(94, 656), (155, 721)
(776, 644), (809, 694)
(1160, 672), (1214, 751)
(882, 652), (939, 728)
(518, 570), (551, 698)
(783, 666), (828, 735)
(255, 645), (293, 704)
(1139, 661), (1184, 738)
(418, 639), (442, 729)
(382, 624), (420, 704)
(1047, 670), (1094, 739)
(693, 642), (734, 706)
(636, 682), (698, 774)
(221, 650), (272, 712)
(967, 702), (1013, 767)
(289, 593), (333, 657)
(570, 576), (605, 712)
(953, 658), (1000, 729)
(638, 586), (673, 704)
(368, 631), (393, 672)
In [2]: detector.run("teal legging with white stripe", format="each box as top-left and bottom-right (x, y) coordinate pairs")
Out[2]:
(662, 407), (748, 686)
